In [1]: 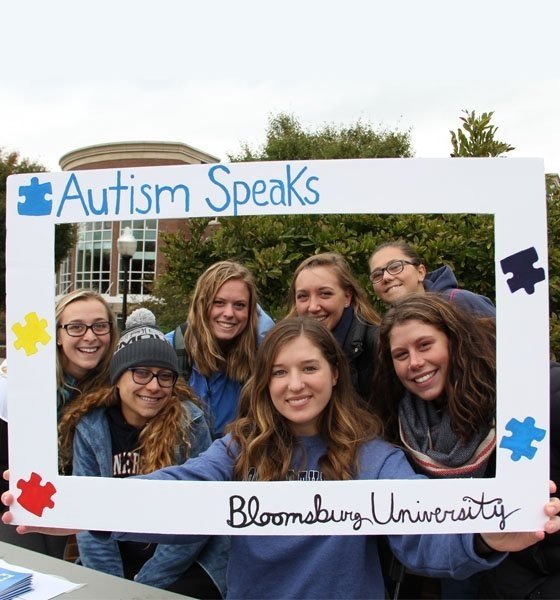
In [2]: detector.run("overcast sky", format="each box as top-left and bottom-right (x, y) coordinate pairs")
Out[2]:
(3, 0), (559, 173)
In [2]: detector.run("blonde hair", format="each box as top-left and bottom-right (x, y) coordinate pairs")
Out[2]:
(56, 289), (118, 398)
(288, 252), (380, 325)
(59, 379), (197, 473)
(230, 317), (383, 481)
(184, 261), (259, 382)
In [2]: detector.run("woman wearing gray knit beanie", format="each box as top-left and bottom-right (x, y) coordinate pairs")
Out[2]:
(58, 309), (228, 598)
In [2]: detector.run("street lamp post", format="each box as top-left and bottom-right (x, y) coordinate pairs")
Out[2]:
(117, 227), (138, 328)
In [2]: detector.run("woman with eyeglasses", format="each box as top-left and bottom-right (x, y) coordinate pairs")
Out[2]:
(57, 314), (227, 598)
(368, 239), (496, 316)
(287, 252), (380, 401)
(0, 289), (119, 558)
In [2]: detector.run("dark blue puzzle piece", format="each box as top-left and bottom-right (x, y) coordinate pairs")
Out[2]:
(499, 416), (546, 461)
(500, 247), (545, 295)
(18, 176), (53, 216)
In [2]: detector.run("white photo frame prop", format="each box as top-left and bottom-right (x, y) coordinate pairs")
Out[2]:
(6, 158), (550, 536)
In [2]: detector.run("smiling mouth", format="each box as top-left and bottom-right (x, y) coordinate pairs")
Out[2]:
(287, 396), (311, 406)
(414, 371), (436, 384)
(78, 347), (99, 354)
(216, 321), (237, 329)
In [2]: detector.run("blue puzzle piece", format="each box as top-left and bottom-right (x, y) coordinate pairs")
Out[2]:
(500, 247), (545, 295)
(18, 177), (53, 216)
(499, 417), (546, 461)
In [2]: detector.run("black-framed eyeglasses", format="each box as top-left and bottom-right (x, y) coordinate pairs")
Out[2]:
(369, 260), (417, 284)
(59, 321), (112, 337)
(129, 368), (177, 388)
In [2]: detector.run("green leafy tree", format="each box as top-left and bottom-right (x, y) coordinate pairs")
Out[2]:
(450, 109), (515, 157)
(229, 112), (413, 161)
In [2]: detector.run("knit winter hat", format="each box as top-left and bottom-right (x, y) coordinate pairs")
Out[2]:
(110, 309), (178, 384)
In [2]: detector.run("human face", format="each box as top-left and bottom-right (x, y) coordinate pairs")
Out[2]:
(116, 367), (174, 428)
(369, 247), (426, 305)
(294, 266), (352, 331)
(389, 320), (449, 402)
(269, 335), (338, 436)
(209, 279), (250, 346)
(57, 299), (112, 380)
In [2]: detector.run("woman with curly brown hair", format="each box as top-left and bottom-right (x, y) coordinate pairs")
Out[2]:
(372, 293), (496, 478)
(58, 313), (228, 598)
(372, 293), (496, 598)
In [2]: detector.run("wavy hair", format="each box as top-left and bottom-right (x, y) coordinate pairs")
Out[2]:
(230, 317), (383, 481)
(371, 293), (495, 444)
(58, 378), (198, 473)
(184, 261), (259, 382)
(287, 252), (380, 325)
(56, 289), (118, 398)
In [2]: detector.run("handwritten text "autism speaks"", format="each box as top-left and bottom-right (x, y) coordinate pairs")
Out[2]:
(227, 492), (520, 531)
(55, 164), (321, 218)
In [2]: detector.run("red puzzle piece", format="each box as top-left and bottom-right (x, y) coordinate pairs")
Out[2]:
(16, 472), (56, 517)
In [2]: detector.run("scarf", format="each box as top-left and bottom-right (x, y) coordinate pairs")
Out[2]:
(398, 391), (495, 478)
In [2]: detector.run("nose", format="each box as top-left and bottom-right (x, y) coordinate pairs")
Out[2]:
(308, 296), (321, 313)
(382, 269), (394, 282)
(287, 371), (304, 392)
(81, 328), (97, 342)
(408, 350), (424, 370)
(145, 375), (163, 390)
(222, 303), (234, 318)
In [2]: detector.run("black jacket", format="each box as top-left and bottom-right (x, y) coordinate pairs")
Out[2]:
(340, 315), (378, 402)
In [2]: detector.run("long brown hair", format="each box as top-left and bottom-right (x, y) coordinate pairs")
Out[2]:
(58, 379), (198, 473)
(372, 293), (495, 444)
(288, 252), (380, 325)
(184, 261), (259, 382)
(56, 289), (118, 397)
(230, 317), (383, 481)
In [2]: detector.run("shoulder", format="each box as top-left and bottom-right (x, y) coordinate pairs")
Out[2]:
(357, 437), (420, 480)
(449, 288), (496, 317)
(348, 315), (378, 347)
(75, 407), (108, 431)
(182, 400), (206, 423)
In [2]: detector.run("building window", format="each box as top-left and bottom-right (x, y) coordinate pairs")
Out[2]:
(56, 255), (72, 295)
(75, 222), (113, 294)
(119, 220), (157, 296)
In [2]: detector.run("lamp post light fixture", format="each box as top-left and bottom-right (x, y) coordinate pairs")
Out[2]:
(117, 226), (138, 327)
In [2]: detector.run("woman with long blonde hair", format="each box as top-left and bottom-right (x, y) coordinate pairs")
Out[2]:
(166, 260), (273, 438)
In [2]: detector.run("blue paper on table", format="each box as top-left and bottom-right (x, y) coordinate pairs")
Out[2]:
(0, 567), (33, 599)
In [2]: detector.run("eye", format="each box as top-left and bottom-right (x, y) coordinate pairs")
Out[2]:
(271, 369), (286, 378)
(295, 293), (308, 301)
(303, 365), (318, 373)
(233, 302), (247, 310)
(134, 368), (151, 378)
(392, 351), (408, 361)
(213, 299), (225, 306)
(319, 291), (333, 298)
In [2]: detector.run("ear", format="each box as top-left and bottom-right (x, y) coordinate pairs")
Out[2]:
(417, 263), (427, 283)
(332, 367), (339, 387)
(344, 291), (352, 308)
